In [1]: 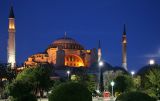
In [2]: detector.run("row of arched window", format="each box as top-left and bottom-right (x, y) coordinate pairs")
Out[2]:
(66, 57), (79, 62)
(55, 43), (84, 49)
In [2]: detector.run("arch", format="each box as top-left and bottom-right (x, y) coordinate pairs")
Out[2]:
(65, 54), (84, 67)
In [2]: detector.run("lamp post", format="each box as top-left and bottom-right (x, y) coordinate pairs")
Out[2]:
(110, 81), (115, 97)
(131, 71), (135, 77)
(67, 70), (70, 80)
(98, 61), (104, 93)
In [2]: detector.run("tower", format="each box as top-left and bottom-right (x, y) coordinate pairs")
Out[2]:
(98, 40), (102, 62)
(122, 24), (127, 71)
(8, 6), (16, 68)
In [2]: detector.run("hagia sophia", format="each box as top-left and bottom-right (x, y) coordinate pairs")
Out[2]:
(24, 33), (98, 68)
(6, 6), (128, 72)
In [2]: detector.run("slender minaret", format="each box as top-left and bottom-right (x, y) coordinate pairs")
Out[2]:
(97, 40), (104, 93)
(122, 24), (127, 71)
(8, 6), (16, 68)
(98, 40), (102, 62)
(64, 32), (67, 38)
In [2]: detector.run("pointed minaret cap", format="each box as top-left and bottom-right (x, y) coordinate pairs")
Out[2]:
(9, 6), (15, 18)
(64, 32), (67, 38)
(123, 24), (126, 35)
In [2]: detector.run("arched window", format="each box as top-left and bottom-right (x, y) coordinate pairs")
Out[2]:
(65, 54), (84, 67)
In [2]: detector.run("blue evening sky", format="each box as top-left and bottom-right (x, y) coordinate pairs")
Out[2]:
(0, 0), (160, 72)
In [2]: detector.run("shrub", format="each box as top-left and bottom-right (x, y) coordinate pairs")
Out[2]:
(49, 82), (92, 101)
(7, 80), (36, 101)
(116, 92), (156, 101)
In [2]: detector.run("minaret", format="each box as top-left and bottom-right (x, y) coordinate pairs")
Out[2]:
(122, 24), (127, 71)
(64, 32), (67, 38)
(98, 40), (102, 62)
(8, 6), (16, 68)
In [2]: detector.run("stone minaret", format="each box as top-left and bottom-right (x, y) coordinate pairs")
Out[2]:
(98, 40), (102, 62)
(8, 6), (16, 68)
(122, 24), (127, 71)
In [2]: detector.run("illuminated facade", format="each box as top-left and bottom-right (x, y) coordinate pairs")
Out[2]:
(8, 6), (16, 68)
(24, 35), (98, 68)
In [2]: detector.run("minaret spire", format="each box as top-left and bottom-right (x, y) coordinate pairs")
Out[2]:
(98, 40), (102, 62)
(9, 6), (15, 18)
(98, 40), (101, 49)
(64, 32), (67, 38)
(8, 5), (16, 68)
(122, 24), (127, 71)
(123, 24), (126, 35)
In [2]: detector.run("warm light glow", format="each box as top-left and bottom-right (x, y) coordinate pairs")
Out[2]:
(65, 54), (84, 67)
(9, 20), (15, 29)
(78, 62), (84, 66)
(149, 59), (155, 65)
(123, 40), (127, 43)
(9, 24), (15, 29)
(86, 50), (91, 53)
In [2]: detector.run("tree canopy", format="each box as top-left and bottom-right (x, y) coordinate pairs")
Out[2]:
(116, 92), (156, 101)
(18, 64), (52, 96)
(113, 74), (134, 93)
(49, 82), (92, 101)
(7, 63), (53, 100)
(144, 68), (160, 99)
(7, 80), (36, 101)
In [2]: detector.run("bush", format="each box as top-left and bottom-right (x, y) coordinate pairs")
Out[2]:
(49, 82), (92, 101)
(7, 80), (37, 101)
(116, 92), (156, 101)
(10, 94), (37, 101)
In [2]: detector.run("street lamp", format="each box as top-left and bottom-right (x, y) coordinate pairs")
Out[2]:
(99, 61), (104, 67)
(149, 59), (155, 65)
(67, 70), (70, 80)
(131, 71), (135, 77)
(110, 81), (115, 97)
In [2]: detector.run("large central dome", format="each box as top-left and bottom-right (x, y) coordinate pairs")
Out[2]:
(47, 37), (84, 50)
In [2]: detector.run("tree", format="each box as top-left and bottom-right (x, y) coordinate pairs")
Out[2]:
(112, 75), (134, 94)
(15, 63), (53, 97)
(133, 76), (141, 91)
(32, 64), (52, 96)
(70, 74), (97, 94)
(137, 64), (160, 88)
(116, 92), (156, 101)
(144, 68), (160, 99)
(0, 63), (16, 98)
(103, 68), (128, 91)
(7, 80), (36, 101)
(71, 68), (87, 81)
(85, 74), (97, 94)
(49, 82), (92, 101)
